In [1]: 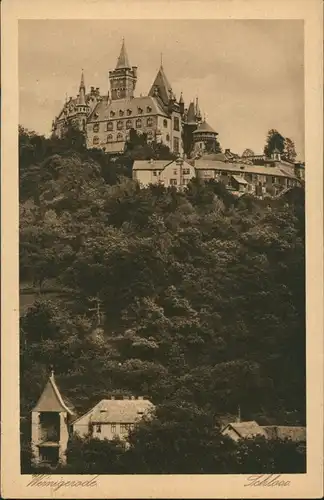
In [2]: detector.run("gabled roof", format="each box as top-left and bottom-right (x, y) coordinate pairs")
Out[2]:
(231, 174), (248, 185)
(193, 120), (217, 135)
(194, 159), (298, 179)
(116, 39), (131, 69)
(223, 421), (267, 439)
(73, 398), (155, 425)
(262, 426), (306, 442)
(148, 65), (173, 106)
(32, 373), (74, 415)
(133, 159), (193, 172)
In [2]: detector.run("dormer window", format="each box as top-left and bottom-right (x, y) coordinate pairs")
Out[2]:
(146, 106), (152, 113)
(126, 119), (132, 129)
(107, 121), (113, 131)
(117, 120), (124, 130)
(137, 107), (143, 114)
(127, 109), (132, 116)
(110, 111), (115, 117)
(136, 118), (142, 129)
(119, 110), (124, 117)
(147, 117), (153, 127)
(93, 123), (99, 133)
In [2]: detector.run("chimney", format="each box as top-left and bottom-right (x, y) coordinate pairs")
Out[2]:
(236, 405), (241, 423)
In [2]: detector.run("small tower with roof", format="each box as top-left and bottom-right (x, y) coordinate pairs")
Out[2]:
(75, 70), (90, 132)
(31, 369), (74, 467)
(109, 38), (137, 100)
(192, 118), (219, 154)
(271, 147), (281, 162)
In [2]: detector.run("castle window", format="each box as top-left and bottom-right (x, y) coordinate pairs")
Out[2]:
(93, 136), (100, 145)
(147, 130), (153, 139)
(136, 118), (142, 129)
(94, 112), (99, 119)
(126, 119), (132, 129)
(163, 119), (168, 128)
(137, 107), (143, 114)
(117, 133), (123, 142)
(107, 134), (113, 142)
(93, 123), (99, 132)
(117, 120), (124, 130)
(166, 134), (170, 142)
(119, 110), (124, 117)
(146, 106), (152, 113)
(127, 109), (132, 116)
(110, 111), (115, 117)
(173, 117), (180, 131)
(147, 117), (153, 127)
(107, 121), (113, 131)
(111, 424), (116, 433)
(173, 137), (180, 153)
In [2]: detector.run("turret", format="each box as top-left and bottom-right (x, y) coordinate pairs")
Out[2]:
(109, 38), (137, 100)
(179, 92), (184, 115)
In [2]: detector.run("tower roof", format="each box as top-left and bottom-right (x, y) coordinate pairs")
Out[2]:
(78, 70), (86, 105)
(193, 120), (217, 134)
(32, 371), (74, 415)
(149, 64), (173, 106)
(195, 97), (202, 119)
(186, 101), (196, 124)
(116, 38), (131, 69)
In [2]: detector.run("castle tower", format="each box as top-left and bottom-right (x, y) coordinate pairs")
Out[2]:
(31, 370), (74, 467)
(109, 39), (137, 100)
(75, 70), (90, 131)
(192, 119), (219, 154)
(148, 61), (174, 108)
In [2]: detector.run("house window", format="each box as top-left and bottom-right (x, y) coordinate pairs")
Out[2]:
(126, 119), (132, 129)
(110, 111), (115, 117)
(173, 117), (180, 131)
(119, 110), (124, 116)
(163, 119), (168, 128)
(117, 133), (123, 142)
(166, 134), (170, 142)
(272, 176), (277, 183)
(111, 424), (116, 433)
(147, 117), (153, 127)
(173, 137), (180, 153)
(107, 134), (113, 142)
(120, 424), (128, 432)
(173, 169), (177, 175)
(147, 130), (153, 139)
(153, 171), (158, 176)
(107, 121), (113, 131)
(183, 168), (190, 175)
(96, 424), (101, 433)
(137, 107), (143, 114)
(93, 123), (99, 133)
(147, 106), (152, 113)
(170, 179), (177, 186)
(93, 136), (99, 145)
(127, 109), (132, 116)
(117, 120), (123, 130)
(136, 118), (142, 128)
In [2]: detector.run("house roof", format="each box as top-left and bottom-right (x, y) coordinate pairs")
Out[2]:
(231, 174), (249, 185)
(32, 373), (74, 415)
(193, 120), (217, 135)
(73, 398), (155, 425)
(133, 159), (193, 172)
(224, 421), (268, 439)
(262, 426), (306, 442)
(194, 159), (298, 179)
(88, 95), (168, 123)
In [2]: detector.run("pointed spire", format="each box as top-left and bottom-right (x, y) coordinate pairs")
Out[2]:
(149, 62), (173, 106)
(80, 69), (85, 90)
(160, 52), (163, 68)
(78, 69), (86, 106)
(195, 97), (202, 120)
(116, 38), (131, 69)
(179, 92), (184, 104)
(186, 101), (196, 124)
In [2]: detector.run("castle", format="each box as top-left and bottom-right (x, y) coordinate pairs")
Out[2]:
(52, 39), (220, 157)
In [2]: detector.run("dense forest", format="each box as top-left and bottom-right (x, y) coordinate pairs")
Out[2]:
(19, 126), (306, 473)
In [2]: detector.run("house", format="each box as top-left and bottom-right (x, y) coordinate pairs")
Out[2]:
(72, 396), (155, 442)
(221, 420), (306, 443)
(31, 371), (75, 466)
(221, 421), (268, 442)
(132, 157), (196, 188)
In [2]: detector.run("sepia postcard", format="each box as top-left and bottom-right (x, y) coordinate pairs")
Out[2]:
(1, 0), (323, 498)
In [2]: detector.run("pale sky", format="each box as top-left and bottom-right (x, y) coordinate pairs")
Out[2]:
(19, 20), (304, 159)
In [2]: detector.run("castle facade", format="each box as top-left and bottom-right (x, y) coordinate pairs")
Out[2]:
(52, 40), (218, 156)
